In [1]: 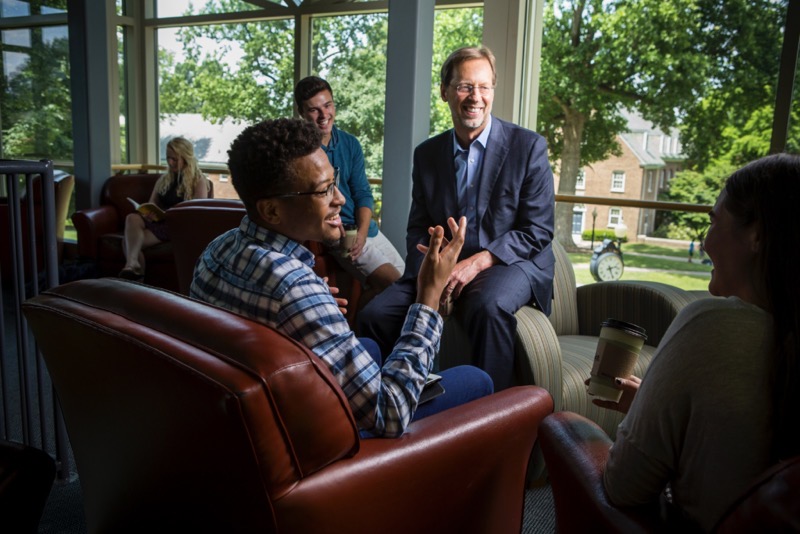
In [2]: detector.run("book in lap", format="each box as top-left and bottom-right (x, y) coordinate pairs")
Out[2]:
(127, 197), (166, 222)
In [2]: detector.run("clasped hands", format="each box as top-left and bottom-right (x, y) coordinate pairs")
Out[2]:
(325, 216), (469, 316)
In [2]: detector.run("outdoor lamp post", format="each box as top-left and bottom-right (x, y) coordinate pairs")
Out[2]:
(614, 221), (628, 250)
(590, 208), (598, 249)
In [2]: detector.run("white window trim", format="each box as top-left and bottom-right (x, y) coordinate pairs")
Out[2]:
(576, 169), (586, 190)
(608, 207), (622, 226)
(611, 171), (625, 192)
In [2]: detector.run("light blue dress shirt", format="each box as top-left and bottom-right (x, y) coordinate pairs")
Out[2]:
(452, 115), (492, 256)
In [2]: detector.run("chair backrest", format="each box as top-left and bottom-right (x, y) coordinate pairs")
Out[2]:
(547, 240), (580, 335)
(166, 198), (246, 294)
(23, 278), (359, 532)
(100, 172), (161, 226)
(167, 199), (354, 300)
(716, 455), (800, 532)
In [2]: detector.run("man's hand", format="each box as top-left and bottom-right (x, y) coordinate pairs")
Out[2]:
(415, 216), (467, 310)
(586, 375), (642, 414)
(440, 250), (496, 304)
(323, 276), (348, 316)
(349, 232), (366, 259)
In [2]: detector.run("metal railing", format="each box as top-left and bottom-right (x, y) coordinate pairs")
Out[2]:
(555, 193), (712, 214)
(1, 159), (71, 480)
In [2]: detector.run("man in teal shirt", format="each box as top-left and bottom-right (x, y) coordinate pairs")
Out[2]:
(294, 76), (405, 298)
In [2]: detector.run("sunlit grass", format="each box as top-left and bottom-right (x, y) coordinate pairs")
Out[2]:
(567, 245), (713, 292)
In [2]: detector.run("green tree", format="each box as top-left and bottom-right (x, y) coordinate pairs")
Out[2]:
(659, 99), (800, 239)
(1, 29), (72, 160)
(313, 13), (389, 178)
(656, 164), (730, 240)
(678, 0), (787, 170)
(158, 5), (484, 180)
(538, 0), (787, 249)
(158, 16), (295, 124)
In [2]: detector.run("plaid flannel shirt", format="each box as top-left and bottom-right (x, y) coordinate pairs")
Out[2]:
(190, 215), (441, 437)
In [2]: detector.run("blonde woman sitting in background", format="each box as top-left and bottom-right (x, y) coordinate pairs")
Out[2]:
(119, 136), (209, 280)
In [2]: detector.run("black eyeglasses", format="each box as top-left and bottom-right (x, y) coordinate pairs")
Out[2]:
(266, 167), (340, 199)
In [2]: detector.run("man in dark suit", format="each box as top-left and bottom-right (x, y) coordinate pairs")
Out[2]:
(358, 46), (555, 391)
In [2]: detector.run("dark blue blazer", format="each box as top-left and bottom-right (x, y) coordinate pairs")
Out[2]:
(404, 116), (556, 314)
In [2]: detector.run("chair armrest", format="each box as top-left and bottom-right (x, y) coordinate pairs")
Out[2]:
(71, 205), (120, 260)
(515, 306), (563, 408)
(279, 386), (554, 533)
(576, 281), (697, 347)
(540, 411), (660, 533)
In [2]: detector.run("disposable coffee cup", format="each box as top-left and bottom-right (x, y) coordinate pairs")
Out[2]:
(340, 224), (358, 257)
(587, 319), (647, 402)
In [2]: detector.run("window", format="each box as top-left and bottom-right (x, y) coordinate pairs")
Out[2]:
(571, 204), (585, 234)
(117, 24), (128, 163)
(647, 170), (654, 193)
(608, 207), (622, 226)
(157, 18), (295, 170)
(312, 12), (389, 179)
(575, 169), (586, 190)
(430, 7), (483, 136)
(611, 171), (625, 192)
(1, 8), (71, 161)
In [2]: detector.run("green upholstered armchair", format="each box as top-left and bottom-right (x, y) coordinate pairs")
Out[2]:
(440, 239), (706, 441)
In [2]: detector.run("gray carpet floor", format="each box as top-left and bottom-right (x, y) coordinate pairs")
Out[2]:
(37, 476), (555, 533)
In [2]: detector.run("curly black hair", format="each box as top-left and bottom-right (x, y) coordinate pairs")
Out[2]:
(227, 118), (322, 212)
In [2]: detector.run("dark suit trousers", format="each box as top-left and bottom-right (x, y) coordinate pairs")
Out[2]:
(357, 263), (533, 391)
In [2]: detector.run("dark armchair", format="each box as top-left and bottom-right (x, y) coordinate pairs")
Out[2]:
(23, 278), (554, 533)
(539, 411), (800, 533)
(71, 172), (214, 291)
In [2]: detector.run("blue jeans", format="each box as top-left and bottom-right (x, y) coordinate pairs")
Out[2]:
(358, 338), (494, 423)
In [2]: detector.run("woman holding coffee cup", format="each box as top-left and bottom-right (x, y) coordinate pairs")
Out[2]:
(593, 154), (800, 531)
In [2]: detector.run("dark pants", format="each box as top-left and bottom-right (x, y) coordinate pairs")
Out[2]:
(357, 263), (533, 391)
(358, 338), (494, 422)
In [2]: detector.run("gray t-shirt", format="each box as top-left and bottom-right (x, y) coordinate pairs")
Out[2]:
(604, 296), (774, 531)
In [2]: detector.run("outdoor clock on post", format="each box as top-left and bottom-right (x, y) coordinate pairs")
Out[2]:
(590, 247), (624, 281)
(589, 223), (628, 282)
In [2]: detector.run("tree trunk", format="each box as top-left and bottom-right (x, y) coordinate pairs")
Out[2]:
(554, 107), (586, 250)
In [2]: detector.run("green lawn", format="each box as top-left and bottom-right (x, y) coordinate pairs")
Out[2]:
(567, 245), (713, 291)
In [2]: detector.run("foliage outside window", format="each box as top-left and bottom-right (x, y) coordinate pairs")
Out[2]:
(1, 6), (70, 161)
(430, 8), (483, 136)
(538, 0), (796, 248)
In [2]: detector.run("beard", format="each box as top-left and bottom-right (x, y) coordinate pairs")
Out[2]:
(323, 236), (342, 248)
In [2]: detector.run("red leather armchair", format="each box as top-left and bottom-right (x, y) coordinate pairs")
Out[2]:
(539, 411), (800, 533)
(71, 172), (213, 292)
(1, 170), (74, 283)
(23, 278), (553, 533)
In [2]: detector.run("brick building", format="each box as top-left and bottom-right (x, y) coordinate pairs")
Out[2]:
(555, 109), (686, 242)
